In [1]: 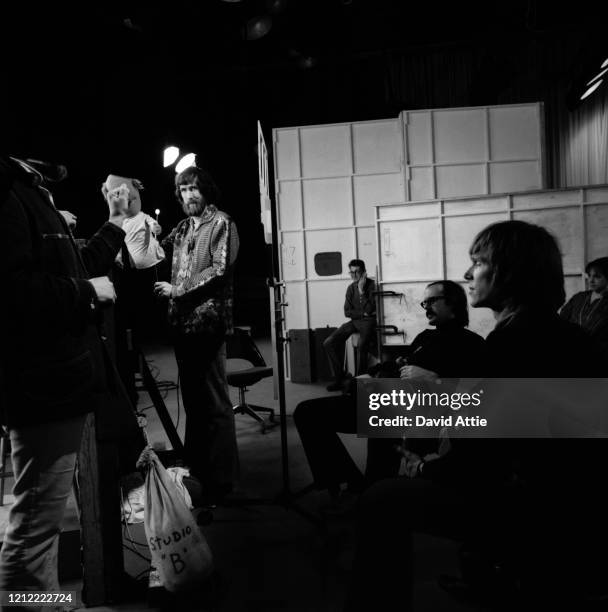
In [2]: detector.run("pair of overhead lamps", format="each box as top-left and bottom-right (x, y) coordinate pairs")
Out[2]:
(579, 57), (608, 101)
(163, 146), (196, 173)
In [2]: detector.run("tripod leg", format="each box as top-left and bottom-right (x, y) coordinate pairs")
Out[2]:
(138, 350), (185, 457)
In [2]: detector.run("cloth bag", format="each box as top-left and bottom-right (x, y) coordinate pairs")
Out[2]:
(141, 449), (214, 592)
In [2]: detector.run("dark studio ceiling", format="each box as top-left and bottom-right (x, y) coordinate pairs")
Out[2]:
(2, 1), (604, 175)
(5, 1), (603, 80)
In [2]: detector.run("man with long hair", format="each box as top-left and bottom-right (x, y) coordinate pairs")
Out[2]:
(155, 166), (239, 505)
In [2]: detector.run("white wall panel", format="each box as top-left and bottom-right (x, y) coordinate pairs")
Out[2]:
(277, 180), (302, 230)
(380, 282), (428, 345)
(585, 205), (608, 261)
(436, 164), (487, 198)
(356, 227), (376, 272)
(434, 109), (487, 163)
(489, 161), (541, 193)
(308, 280), (349, 328)
(406, 112), (432, 165)
(352, 120), (402, 174)
(489, 106), (540, 160)
(379, 218), (442, 281)
(402, 103), (545, 201)
(280, 232), (305, 281)
(300, 125), (350, 177)
(444, 213), (507, 280)
(303, 177), (352, 228)
(512, 190), (580, 209)
(584, 187), (608, 203)
(353, 173), (403, 225)
(445, 196), (507, 215)
(409, 166), (434, 201)
(305, 229), (355, 280)
(275, 129), (300, 180)
(513, 207), (582, 273)
(378, 201), (440, 221)
(284, 282), (307, 330)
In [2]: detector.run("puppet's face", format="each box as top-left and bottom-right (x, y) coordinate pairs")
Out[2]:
(104, 175), (142, 217)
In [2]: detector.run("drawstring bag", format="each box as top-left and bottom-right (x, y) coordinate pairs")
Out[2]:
(138, 448), (214, 592)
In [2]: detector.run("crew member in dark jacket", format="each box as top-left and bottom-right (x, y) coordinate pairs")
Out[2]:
(0, 155), (127, 595)
(323, 259), (376, 391)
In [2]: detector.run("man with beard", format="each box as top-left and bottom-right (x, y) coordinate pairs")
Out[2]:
(154, 166), (239, 505)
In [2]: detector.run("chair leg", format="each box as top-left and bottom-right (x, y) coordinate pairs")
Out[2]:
(247, 405), (276, 422)
(232, 386), (277, 433)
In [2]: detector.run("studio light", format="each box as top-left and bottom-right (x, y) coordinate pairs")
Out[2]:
(567, 52), (608, 110)
(175, 153), (196, 173)
(163, 146), (180, 167)
(580, 80), (604, 101)
(586, 68), (608, 87)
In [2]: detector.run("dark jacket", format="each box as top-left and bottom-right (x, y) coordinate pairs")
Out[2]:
(407, 323), (485, 378)
(422, 309), (605, 486)
(0, 157), (125, 427)
(344, 277), (376, 320)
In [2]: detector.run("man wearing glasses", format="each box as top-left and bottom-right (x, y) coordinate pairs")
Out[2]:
(324, 259), (376, 391)
(396, 280), (485, 383)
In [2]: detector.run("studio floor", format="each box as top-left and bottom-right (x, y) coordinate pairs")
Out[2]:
(1, 337), (481, 612)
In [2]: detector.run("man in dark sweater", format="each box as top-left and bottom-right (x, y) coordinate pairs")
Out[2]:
(0, 155), (127, 596)
(324, 259), (376, 391)
(294, 280), (484, 505)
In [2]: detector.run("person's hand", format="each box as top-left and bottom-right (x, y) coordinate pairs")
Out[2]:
(400, 449), (423, 478)
(358, 271), (367, 292)
(104, 183), (129, 226)
(150, 221), (162, 235)
(400, 450), (441, 478)
(58, 210), (77, 230)
(399, 364), (439, 383)
(154, 281), (172, 298)
(89, 276), (116, 304)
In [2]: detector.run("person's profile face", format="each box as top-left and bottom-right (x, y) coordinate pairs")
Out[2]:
(349, 266), (363, 280)
(179, 182), (206, 216)
(587, 267), (608, 294)
(464, 250), (493, 308)
(421, 284), (454, 327)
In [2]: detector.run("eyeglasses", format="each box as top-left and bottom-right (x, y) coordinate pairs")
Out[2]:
(420, 296), (445, 309)
(349, 270), (362, 276)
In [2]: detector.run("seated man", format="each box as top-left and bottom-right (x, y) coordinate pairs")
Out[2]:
(294, 280), (484, 509)
(324, 259), (376, 391)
